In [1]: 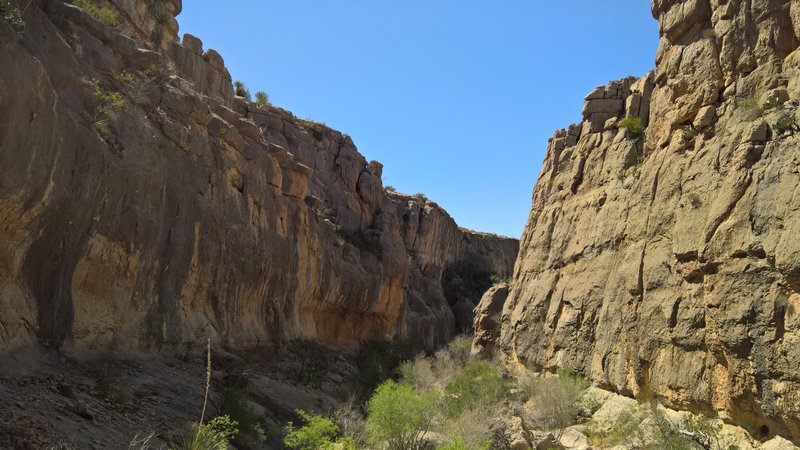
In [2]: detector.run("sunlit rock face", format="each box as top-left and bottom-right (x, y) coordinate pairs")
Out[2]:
(0, 0), (517, 354)
(477, 0), (800, 442)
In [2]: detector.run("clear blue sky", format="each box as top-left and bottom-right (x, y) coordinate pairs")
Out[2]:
(178, 2), (659, 238)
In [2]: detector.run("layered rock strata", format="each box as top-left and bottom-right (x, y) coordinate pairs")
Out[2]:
(0, 0), (517, 353)
(478, 0), (800, 442)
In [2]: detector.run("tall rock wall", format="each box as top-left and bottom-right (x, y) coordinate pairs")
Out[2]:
(0, 0), (517, 353)
(480, 0), (800, 442)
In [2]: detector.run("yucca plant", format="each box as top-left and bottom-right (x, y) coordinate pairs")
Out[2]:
(255, 91), (269, 107)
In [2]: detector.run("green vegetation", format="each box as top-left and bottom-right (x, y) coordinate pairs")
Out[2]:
(413, 192), (429, 203)
(385, 185), (397, 192)
(90, 79), (125, 136)
(284, 410), (357, 450)
(688, 192), (702, 209)
(489, 274), (510, 284)
(116, 67), (161, 105)
(619, 116), (645, 140)
(366, 381), (438, 450)
(218, 372), (267, 448)
(172, 415), (239, 450)
(740, 96), (764, 119)
(295, 118), (327, 141)
(152, 9), (171, 25)
(442, 361), (507, 417)
(774, 113), (797, 135)
(587, 402), (725, 450)
(233, 80), (252, 101)
(0, 0), (25, 34)
(73, 0), (119, 28)
(255, 91), (269, 107)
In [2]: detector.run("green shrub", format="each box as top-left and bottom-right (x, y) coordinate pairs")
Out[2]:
(619, 116), (645, 140)
(255, 91), (269, 107)
(90, 79), (125, 135)
(204, 415), (239, 444)
(73, 0), (119, 27)
(385, 185), (397, 192)
(172, 416), (239, 450)
(220, 387), (266, 448)
(774, 114), (796, 135)
(443, 361), (507, 417)
(284, 410), (357, 450)
(152, 9), (171, 25)
(413, 193), (429, 203)
(367, 380), (439, 450)
(0, 0), (25, 34)
(740, 96), (763, 119)
(233, 80), (252, 100)
(295, 118), (326, 141)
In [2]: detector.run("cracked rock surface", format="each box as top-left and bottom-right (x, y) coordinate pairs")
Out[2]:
(478, 0), (800, 442)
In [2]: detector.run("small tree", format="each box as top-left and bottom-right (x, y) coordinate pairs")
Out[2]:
(442, 361), (507, 417)
(284, 410), (357, 450)
(255, 91), (269, 107)
(619, 116), (645, 140)
(367, 381), (438, 450)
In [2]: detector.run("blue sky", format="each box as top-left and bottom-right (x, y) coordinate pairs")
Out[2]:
(178, 2), (659, 238)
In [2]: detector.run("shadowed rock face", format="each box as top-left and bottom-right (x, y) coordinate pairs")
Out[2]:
(0, 0), (518, 353)
(477, 0), (800, 442)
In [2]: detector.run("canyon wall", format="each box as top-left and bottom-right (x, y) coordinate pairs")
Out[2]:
(478, 0), (800, 442)
(0, 0), (517, 353)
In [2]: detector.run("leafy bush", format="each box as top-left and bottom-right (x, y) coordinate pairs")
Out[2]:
(172, 416), (239, 450)
(204, 415), (239, 444)
(0, 0), (25, 34)
(284, 410), (357, 450)
(619, 116), (645, 140)
(385, 185), (397, 192)
(90, 79), (125, 136)
(367, 381), (439, 450)
(255, 91), (269, 107)
(443, 361), (507, 417)
(73, 0), (119, 27)
(233, 80), (251, 100)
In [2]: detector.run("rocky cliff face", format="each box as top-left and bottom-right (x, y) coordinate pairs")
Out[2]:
(478, 0), (800, 442)
(0, 0), (517, 354)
